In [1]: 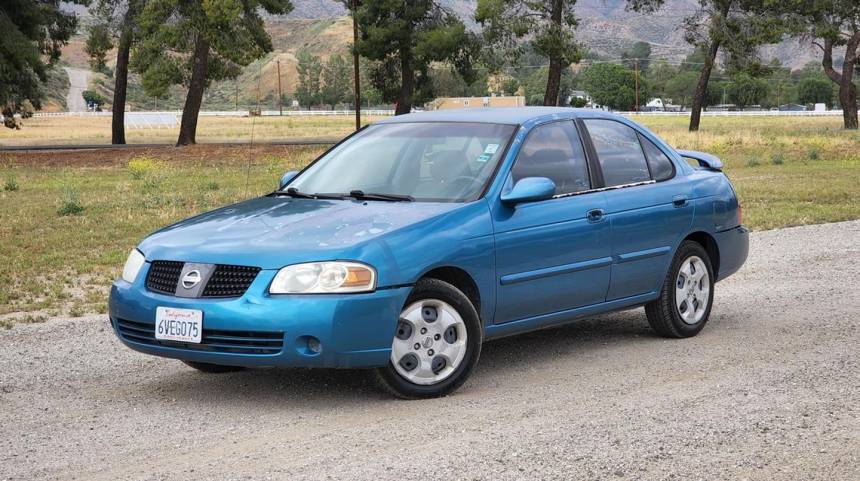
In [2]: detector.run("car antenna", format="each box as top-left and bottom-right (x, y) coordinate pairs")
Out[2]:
(244, 61), (264, 198)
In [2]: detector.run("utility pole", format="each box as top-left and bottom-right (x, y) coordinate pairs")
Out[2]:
(634, 58), (640, 112)
(352, 0), (361, 131)
(277, 59), (283, 116)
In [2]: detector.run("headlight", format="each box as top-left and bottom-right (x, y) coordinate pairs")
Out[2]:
(270, 262), (376, 294)
(121, 249), (146, 283)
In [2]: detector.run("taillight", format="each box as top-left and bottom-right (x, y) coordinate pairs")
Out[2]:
(737, 203), (743, 226)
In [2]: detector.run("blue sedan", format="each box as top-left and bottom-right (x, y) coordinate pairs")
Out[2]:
(110, 107), (748, 398)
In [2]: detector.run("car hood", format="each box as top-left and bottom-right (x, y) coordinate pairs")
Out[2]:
(138, 196), (462, 269)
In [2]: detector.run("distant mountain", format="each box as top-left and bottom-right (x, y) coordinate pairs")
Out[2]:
(286, 0), (819, 70)
(65, 0), (823, 111)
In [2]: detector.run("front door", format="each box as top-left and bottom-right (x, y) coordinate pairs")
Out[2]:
(492, 120), (612, 324)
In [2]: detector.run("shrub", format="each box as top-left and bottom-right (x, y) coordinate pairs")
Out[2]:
(808, 148), (819, 161)
(58, 187), (84, 216)
(770, 152), (785, 165)
(4, 175), (19, 191)
(746, 158), (760, 167)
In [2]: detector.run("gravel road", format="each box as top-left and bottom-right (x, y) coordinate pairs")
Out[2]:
(2, 221), (858, 480)
(62, 67), (91, 113)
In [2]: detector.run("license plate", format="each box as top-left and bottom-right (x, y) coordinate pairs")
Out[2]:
(155, 307), (203, 343)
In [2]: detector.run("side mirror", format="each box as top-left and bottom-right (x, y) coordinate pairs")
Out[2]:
(501, 177), (556, 205)
(278, 171), (299, 190)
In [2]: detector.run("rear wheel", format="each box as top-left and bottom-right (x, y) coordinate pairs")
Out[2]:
(182, 360), (245, 373)
(376, 278), (482, 399)
(645, 240), (715, 338)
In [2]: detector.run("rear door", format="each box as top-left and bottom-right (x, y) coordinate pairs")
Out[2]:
(580, 118), (694, 301)
(492, 120), (611, 324)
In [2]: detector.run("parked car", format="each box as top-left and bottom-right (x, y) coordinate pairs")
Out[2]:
(110, 107), (748, 398)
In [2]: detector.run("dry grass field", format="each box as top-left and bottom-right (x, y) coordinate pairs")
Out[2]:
(0, 115), (381, 146)
(1, 114), (858, 324)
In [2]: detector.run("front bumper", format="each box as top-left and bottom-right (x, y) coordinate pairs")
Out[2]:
(713, 224), (749, 282)
(109, 264), (411, 369)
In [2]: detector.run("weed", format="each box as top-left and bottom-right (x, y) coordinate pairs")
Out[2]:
(808, 148), (820, 160)
(128, 156), (162, 180)
(203, 180), (220, 191)
(4, 175), (19, 191)
(746, 158), (760, 167)
(771, 152), (785, 165)
(58, 187), (84, 216)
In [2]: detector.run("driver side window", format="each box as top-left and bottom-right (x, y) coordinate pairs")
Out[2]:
(511, 121), (591, 196)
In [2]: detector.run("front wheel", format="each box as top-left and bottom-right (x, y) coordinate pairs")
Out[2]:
(375, 278), (482, 399)
(645, 240), (715, 338)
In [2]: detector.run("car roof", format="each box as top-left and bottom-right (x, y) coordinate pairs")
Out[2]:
(376, 107), (619, 126)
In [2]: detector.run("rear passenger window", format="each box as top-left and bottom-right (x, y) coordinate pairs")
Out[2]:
(511, 121), (590, 195)
(584, 119), (651, 187)
(640, 135), (675, 181)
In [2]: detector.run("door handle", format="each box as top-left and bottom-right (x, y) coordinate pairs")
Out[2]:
(672, 195), (688, 207)
(587, 208), (605, 222)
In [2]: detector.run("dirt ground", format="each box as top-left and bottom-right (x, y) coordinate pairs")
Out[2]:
(1, 220), (859, 480)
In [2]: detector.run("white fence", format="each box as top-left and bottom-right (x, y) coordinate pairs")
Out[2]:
(618, 110), (848, 117)
(32, 109), (395, 119)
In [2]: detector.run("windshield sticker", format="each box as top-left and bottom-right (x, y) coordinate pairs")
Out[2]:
(476, 153), (493, 163)
(484, 144), (499, 154)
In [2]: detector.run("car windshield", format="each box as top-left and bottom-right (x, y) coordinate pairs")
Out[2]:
(287, 122), (516, 202)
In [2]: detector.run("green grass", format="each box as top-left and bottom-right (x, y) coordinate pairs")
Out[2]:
(1, 115), (859, 322)
(0, 146), (324, 322)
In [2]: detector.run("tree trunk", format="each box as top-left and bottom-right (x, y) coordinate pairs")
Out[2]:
(689, 40), (720, 132)
(821, 33), (860, 129)
(842, 81), (859, 130)
(823, 36), (859, 130)
(544, 57), (562, 106)
(351, 0), (361, 130)
(111, 7), (135, 145)
(177, 36), (210, 146)
(395, 48), (413, 115)
(543, 0), (563, 106)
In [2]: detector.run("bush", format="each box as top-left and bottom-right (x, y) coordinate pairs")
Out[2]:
(4, 175), (19, 192)
(127, 156), (162, 180)
(771, 152), (785, 165)
(746, 158), (760, 167)
(808, 148), (819, 161)
(58, 187), (84, 216)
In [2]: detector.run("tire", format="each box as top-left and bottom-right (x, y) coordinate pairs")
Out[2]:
(645, 240), (715, 338)
(182, 360), (245, 373)
(375, 278), (483, 399)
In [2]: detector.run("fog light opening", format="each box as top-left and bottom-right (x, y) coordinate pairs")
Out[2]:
(307, 336), (322, 354)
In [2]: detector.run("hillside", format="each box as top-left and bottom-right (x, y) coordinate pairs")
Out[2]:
(62, 0), (823, 111)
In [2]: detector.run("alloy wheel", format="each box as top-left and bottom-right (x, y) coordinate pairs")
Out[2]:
(675, 255), (711, 324)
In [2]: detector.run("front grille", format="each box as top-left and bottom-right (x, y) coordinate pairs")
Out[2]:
(114, 318), (284, 355)
(146, 261), (184, 295)
(202, 265), (262, 298)
(144, 262), (261, 298)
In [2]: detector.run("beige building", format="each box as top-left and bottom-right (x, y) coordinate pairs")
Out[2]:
(430, 96), (526, 110)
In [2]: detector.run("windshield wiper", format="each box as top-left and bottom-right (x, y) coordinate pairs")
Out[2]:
(346, 190), (414, 202)
(271, 188), (344, 200)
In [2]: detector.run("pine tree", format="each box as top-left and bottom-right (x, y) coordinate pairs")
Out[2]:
(321, 55), (353, 110)
(132, 0), (293, 145)
(354, 0), (478, 115)
(476, 0), (581, 106)
(0, 0), (84, 128)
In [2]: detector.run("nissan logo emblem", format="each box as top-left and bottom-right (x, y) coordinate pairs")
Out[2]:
(181, 270), (202, 289)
